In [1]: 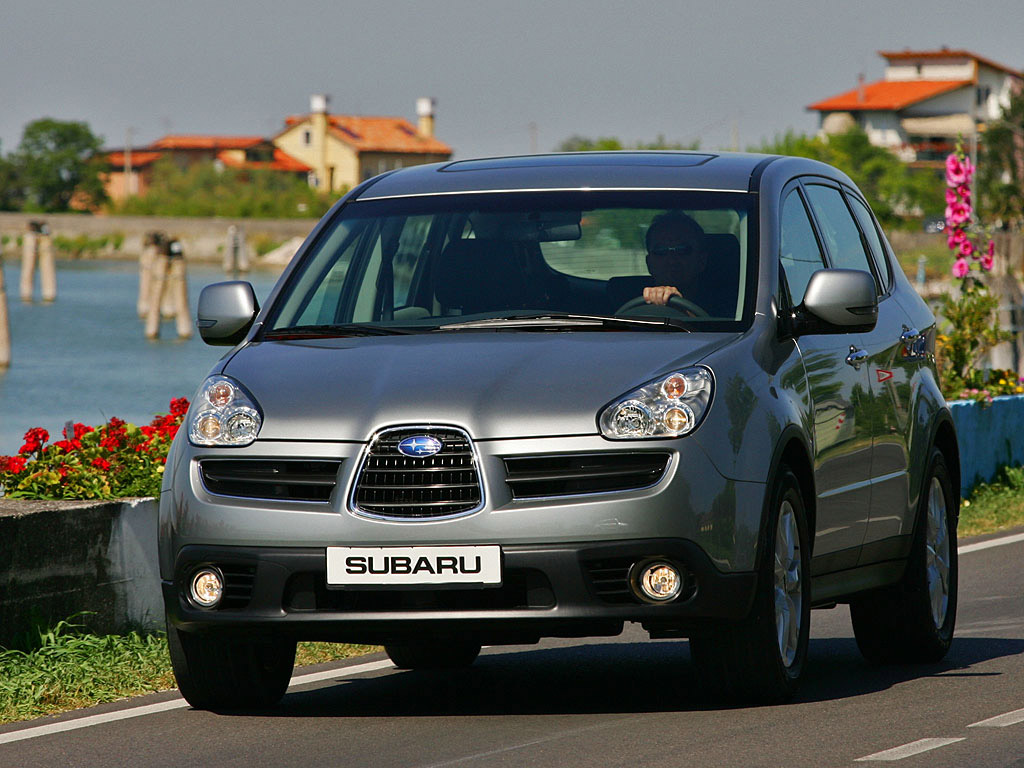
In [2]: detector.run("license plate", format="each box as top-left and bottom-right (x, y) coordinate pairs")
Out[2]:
(326, 545), (502, 586)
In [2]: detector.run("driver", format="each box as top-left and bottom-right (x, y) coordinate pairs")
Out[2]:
(642, 212), (708, 307)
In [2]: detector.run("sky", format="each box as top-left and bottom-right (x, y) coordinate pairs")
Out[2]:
(1, 0), (1022, 160)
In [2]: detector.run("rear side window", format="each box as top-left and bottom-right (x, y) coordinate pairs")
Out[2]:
(804, 184), (876, 289)
(779, 189), (826, 306)
(846, 194), (891, 292)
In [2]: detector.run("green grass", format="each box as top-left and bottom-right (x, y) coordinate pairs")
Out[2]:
(894, 243), (952, 283)
(960, 465), (1024, 537)
(0, 619), (377, 724)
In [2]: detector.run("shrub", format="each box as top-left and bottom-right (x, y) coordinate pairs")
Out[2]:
(0, 398), (188, 500)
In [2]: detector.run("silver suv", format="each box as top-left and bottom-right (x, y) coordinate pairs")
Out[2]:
(161, 152), (959, 708)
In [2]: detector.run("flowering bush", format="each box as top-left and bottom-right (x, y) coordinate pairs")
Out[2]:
(937, 140), (1011, 401)
(0, 398), (189, 500)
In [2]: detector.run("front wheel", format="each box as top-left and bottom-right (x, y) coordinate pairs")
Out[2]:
(850, 447), (958, 664)
(689, 466), (811, 704)
(167, 617), (296, 710)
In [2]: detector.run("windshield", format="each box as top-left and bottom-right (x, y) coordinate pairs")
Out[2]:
(267, 191), (756, 333)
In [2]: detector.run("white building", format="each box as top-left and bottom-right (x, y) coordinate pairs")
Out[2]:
(808, 48), (1023, 168)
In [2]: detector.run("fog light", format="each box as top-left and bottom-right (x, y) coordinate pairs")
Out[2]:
(634, 561), (682, 602)
(190, 568), (224, 608)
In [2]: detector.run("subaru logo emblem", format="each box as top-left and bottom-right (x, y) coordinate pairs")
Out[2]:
(397, 435), (443, 458)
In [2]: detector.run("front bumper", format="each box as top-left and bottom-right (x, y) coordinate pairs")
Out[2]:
(165, 539), (757, 645)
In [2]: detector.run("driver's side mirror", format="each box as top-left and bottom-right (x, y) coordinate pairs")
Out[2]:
(791, 269), (877, 336)
(196, 281), (259, 346)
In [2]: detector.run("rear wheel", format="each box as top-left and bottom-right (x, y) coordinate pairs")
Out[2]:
(850, 447), (957, 664)
(689, 466), (811, 704)
(167, 617), (296, 710)
(385, 640), (481, 670)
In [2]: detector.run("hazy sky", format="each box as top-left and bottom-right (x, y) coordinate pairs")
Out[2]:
(2, 0), (1022, 160)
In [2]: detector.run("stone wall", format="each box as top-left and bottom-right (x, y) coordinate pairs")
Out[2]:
(0, 498), (161, 646)
(0, 213), (318, 264)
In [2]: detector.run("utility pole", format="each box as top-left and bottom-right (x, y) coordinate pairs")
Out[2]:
(125, 127), (134, 197)
(528, 122), (538, 154)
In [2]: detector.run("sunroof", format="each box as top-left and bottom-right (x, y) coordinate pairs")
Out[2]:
(441, 153), (716, 172)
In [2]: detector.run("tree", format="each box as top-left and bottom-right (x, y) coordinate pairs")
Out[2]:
(753, 127), (943, 227)
(13, 118), (107, 211)
(979, 87), (1024, 230)
(557, 134), (699, 152)
(0, 147), (23, 211)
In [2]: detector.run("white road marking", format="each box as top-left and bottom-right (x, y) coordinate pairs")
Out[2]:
(958, 531), (1024, 554)
(968, 707), (1024, 728)
(854, 737), (965, 761)
(0, 658), (394, 746)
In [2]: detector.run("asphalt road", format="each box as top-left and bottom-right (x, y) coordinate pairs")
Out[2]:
(3, 530), (1024, 768)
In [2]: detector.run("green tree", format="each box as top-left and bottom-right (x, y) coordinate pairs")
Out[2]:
(13, 118), (107, 211)
(753, 127), (943, 227)
(557, 134), (699, 152)
(979, 88), (1024, 230)
(0, 147), (23, 211)
(115, 158), (333, 218)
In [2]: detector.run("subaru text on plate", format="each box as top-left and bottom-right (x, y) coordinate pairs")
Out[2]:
(161, 151), (959, 708)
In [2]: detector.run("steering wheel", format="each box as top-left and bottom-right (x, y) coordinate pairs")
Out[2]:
(616, 294), (709, 318)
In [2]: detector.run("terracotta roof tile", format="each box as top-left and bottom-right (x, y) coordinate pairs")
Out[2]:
(216, 148), (311, 173)
(283, 114), (451, 154)
(808, 79), (971, 112)
(104, 151), (162, 167)
(149, 135), (266, 150)
(879, 49), (1023, 78)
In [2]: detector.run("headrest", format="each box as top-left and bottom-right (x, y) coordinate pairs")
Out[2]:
(434, 239), (527, 313)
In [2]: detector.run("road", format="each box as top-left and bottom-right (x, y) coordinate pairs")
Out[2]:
(3, 530), (1024, 768)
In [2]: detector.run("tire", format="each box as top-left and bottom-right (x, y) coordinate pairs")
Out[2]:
(850, 447), (957, 664)
(167, 617), (296, 710)
(385, 640), (481, 670)
(689, 466), (811, 705)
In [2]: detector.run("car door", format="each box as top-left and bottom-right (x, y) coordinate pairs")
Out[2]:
(802, 182), (912, 565)
(780, 183), (872, 568)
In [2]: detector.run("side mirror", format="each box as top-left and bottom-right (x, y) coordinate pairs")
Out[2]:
(795, 269), (878, 335)
(196, 281), (259, 346)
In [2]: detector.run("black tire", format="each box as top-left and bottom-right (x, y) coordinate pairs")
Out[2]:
(850, 447), (958, 664)
(385, 640), (481, 670)
(167, 617), (296, 710)
(689, 466), (811, 705)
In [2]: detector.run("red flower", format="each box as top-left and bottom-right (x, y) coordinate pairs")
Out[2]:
(58, 466), (69, 478)
(64, 423), (94, 441)
(100, 436), (122, 451)
(1, 456), (27, 474)
(52, 439), (82, 453)
(20, 427), (50, 454)
(170, 397), (190, 416)
(91, 457), (111, 471)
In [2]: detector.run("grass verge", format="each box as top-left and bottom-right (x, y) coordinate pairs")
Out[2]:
(0, 620), (377, 724)
(960, 465), (1024, 537)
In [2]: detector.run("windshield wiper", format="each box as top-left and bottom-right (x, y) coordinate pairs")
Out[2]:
(436, 313), (691, 332)
(264, 323), (418, 339)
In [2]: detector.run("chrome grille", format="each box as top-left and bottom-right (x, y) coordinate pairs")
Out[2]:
(352, 427), (482, 519)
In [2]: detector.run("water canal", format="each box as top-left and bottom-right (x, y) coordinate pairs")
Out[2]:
(0, 259), (281, 453)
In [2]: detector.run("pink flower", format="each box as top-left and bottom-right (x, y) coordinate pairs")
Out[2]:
(981, 253), (994, 271)
(945, 201), (970, 227)
(946, 154), (967, 186)
(947, 228), (966, 250)
(960, 239), (975, 258)
(987, 241), (995, 257)
(945, 188), (958, 205)
(957, 183), (971, 201)
(952, 258), (969, 278)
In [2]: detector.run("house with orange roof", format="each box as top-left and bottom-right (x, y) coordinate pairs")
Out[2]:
(272, 95), (453, 192)
(808, 48), (1023, 167)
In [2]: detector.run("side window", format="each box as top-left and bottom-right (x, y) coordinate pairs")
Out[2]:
(779, 189), (827, 306)
(846, 193), (892, 292)
(804, 184), (876, 286)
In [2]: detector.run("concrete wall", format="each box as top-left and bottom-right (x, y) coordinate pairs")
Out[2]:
(950, 394), (1024, 496)
(0, 498), (161, 647)
(0, 213), (318, 264)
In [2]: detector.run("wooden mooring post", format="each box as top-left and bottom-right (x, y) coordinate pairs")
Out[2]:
(137, 231), (161, 318)
(224, 224), (251, 275)
(19, 221), (56, 303)
(144, 238), (192, 339)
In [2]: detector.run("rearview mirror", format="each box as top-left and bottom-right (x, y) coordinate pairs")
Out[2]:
(796, 269), (877, 334)
(196, 281), (259, 346)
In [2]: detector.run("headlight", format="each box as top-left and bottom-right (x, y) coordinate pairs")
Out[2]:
(188, 375), (263, 447)
(599, 367), (713, 439)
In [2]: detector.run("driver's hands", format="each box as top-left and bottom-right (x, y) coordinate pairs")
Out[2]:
(643, 285), (682, 306)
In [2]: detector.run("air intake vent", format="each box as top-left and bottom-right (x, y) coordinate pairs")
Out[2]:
(504, 452), (670, 499)
(218, 563), (256, 609)
(352, 427), (482, 519)
(199, 459), (342, 502)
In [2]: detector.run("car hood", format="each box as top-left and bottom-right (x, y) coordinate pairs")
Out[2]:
(222, 332), (736, 441)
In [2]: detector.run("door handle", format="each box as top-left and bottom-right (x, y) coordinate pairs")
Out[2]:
(846, 346), (869, 369)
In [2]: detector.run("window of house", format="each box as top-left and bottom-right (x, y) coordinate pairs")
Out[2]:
(303, 130), (312, 146)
